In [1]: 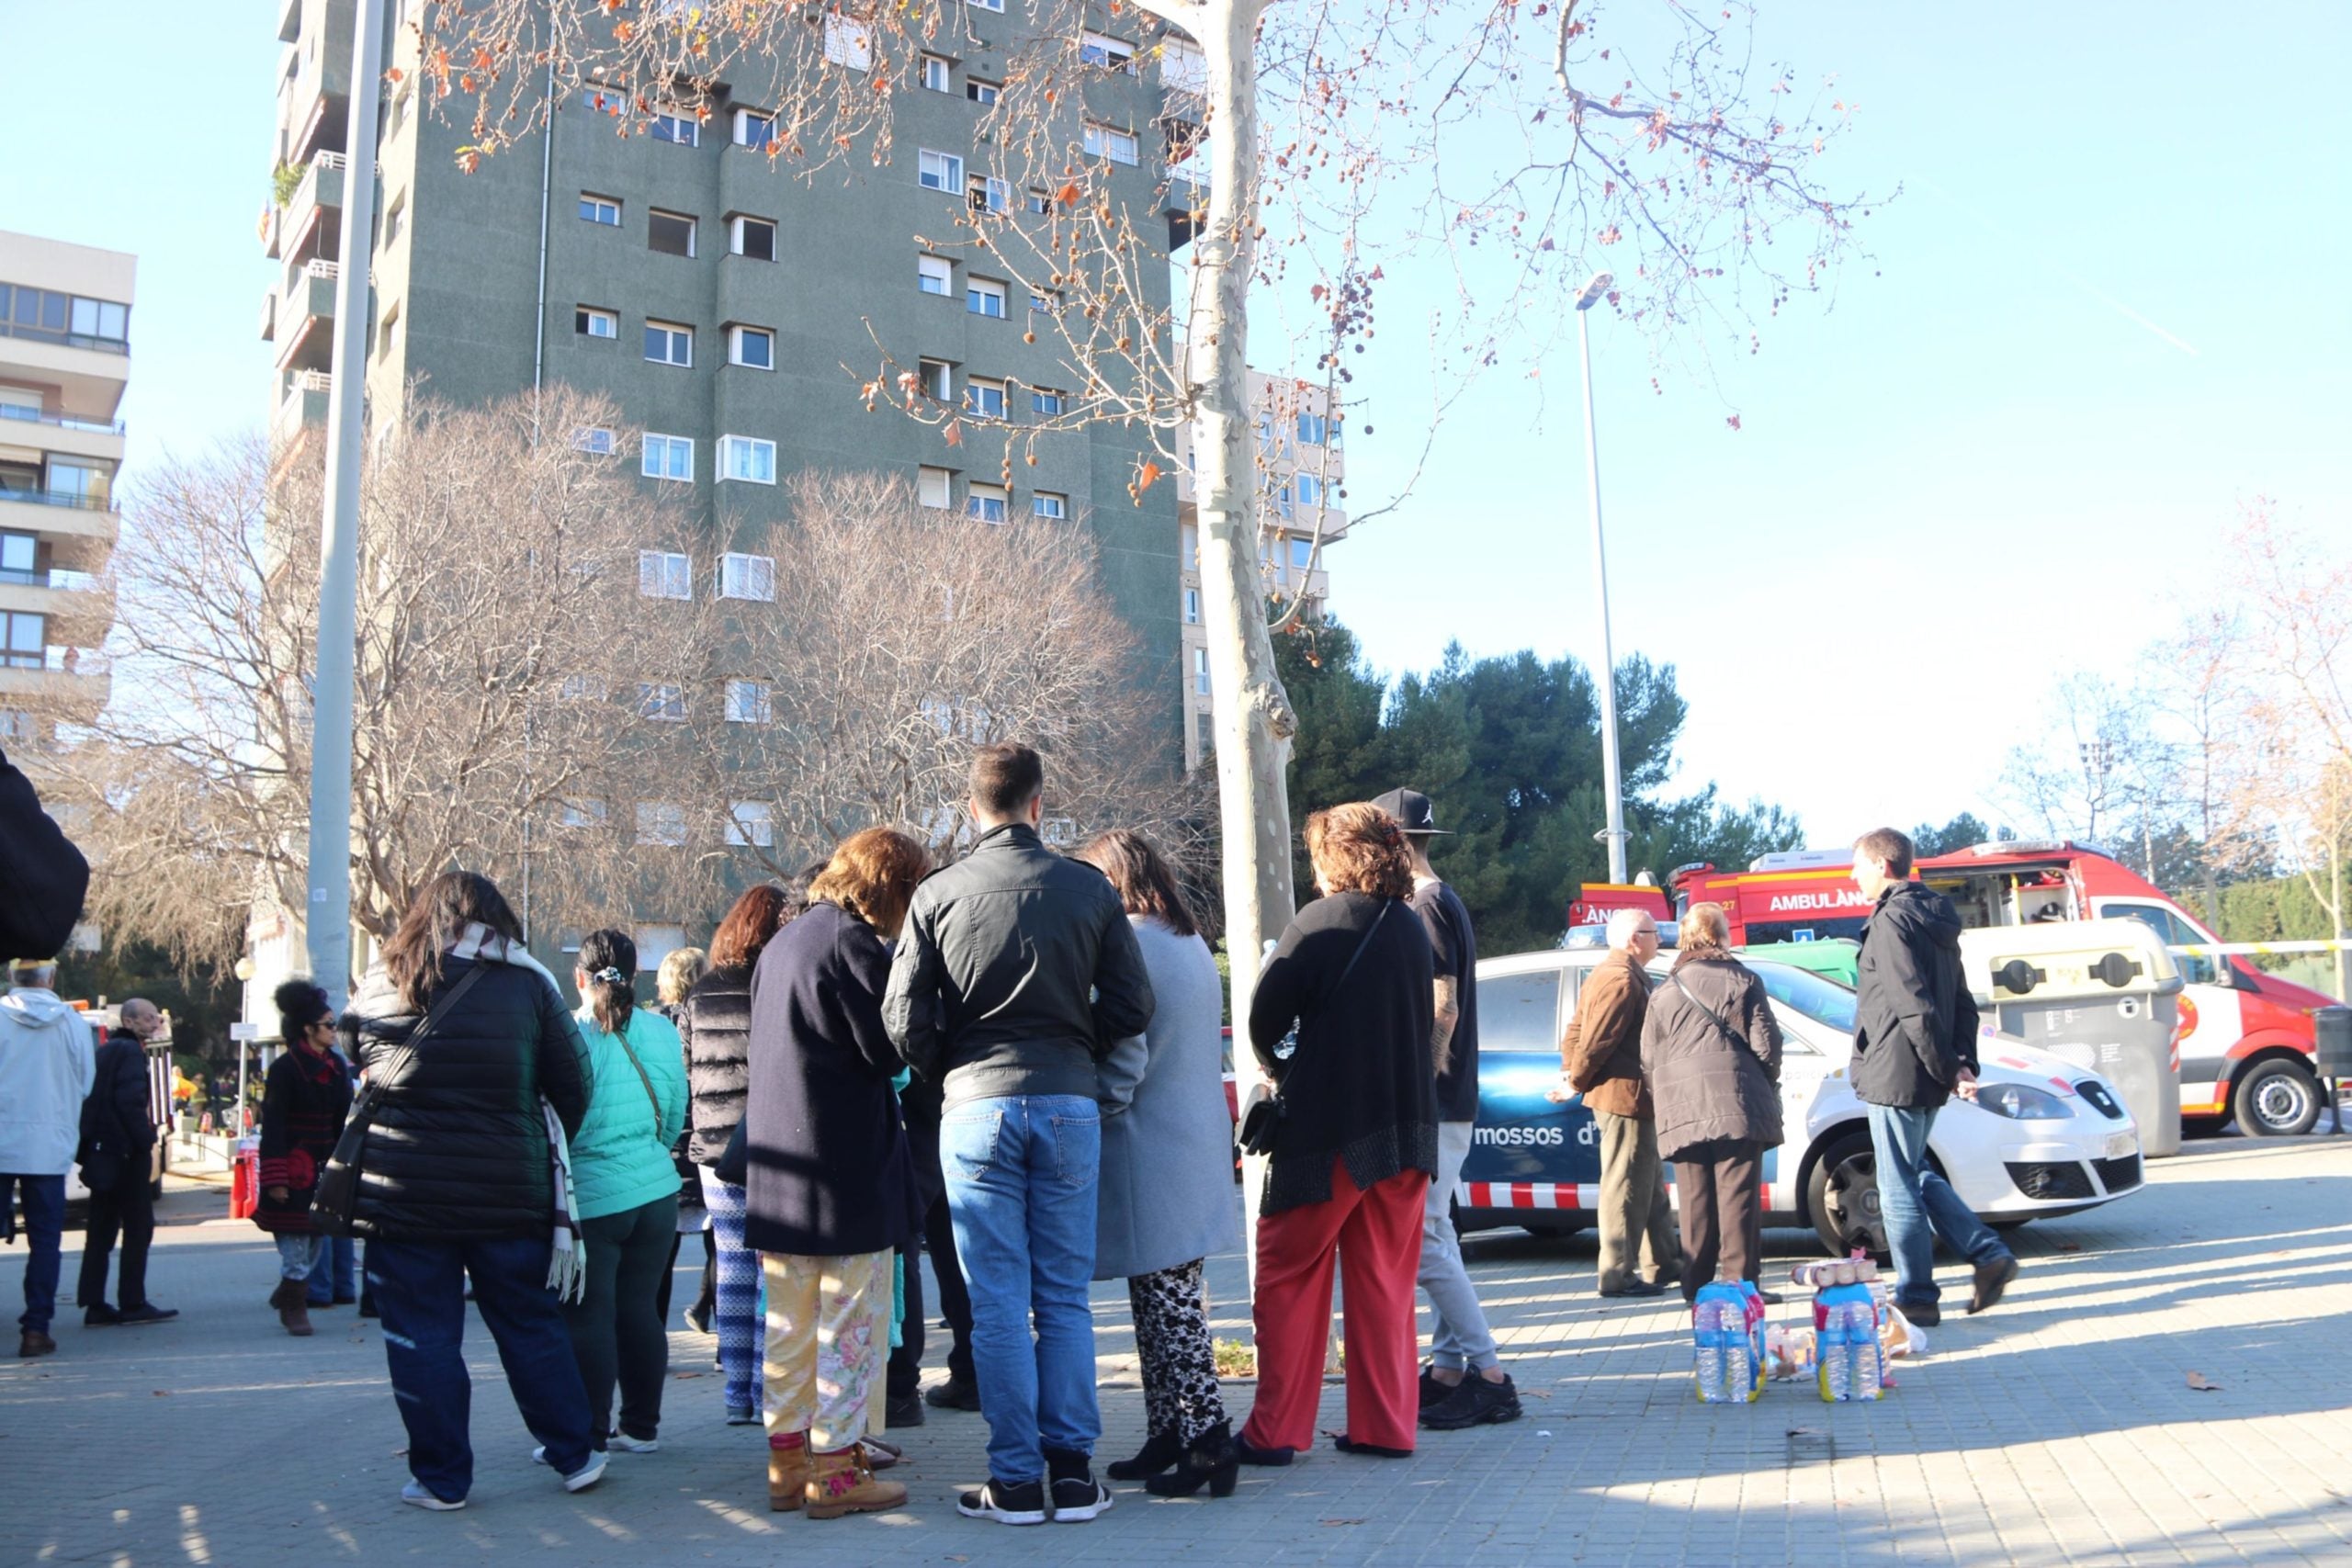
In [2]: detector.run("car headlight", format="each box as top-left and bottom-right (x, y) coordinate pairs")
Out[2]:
(1973, 1082), (2071, 1121)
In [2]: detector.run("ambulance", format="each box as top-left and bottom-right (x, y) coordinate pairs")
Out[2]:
(1669, 841), (2335, 1136)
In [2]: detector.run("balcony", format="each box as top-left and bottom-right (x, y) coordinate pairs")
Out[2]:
(259, 288), (277, 343)
(0, 646), (112, 716)
(274, 258), (339, 371)
(274, 370), (332, 446)
(0, 577), (115, 645)
(0, 494), (117, 574)
(279, 152), (349, 266)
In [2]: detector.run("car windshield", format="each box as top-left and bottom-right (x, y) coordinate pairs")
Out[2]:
(1745, 961), (1857, 1032)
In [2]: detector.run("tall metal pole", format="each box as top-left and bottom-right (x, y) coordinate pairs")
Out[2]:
(1576, 291), (1628, 884)
(304, 0), (387, 1011)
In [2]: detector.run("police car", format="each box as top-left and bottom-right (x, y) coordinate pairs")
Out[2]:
(1457, 946), (2146, 1255)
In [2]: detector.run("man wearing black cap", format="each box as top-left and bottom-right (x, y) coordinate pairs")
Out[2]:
(1371, 788), (1520, 1431)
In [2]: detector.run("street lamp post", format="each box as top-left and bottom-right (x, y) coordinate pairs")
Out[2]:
(1574, 270), (1629, 885)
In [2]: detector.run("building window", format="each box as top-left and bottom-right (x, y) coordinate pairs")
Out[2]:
(1030, 387), (1066, 416)
(638, 549), (692, 598)
(1193, 647), (1211, 695)
(644, 320), (693, 366)
(967, 78), (1001, 105)
(1083, 122), (1140, 165)
(649, 209), (697, 257)
(383, 195), (406, 245)
(967, 174), (1011, 214)
(1024, 187), (1052, 215)
(1183, 586), (1201, 623)
(638, 682), (687, 721)
(641, 435), (693, 483)
(650, 109), (699, 146)
(728, 324), (775, 369)
(967, 484), (1009, 525)
(576, 306), (617, 339)
(917, 255), (953, 296)
(966, 277), (1007, 319)
(558, 799), (608, 829)
(559, 674), (607, 702)
(919, 149), (963, 192)
(1030, 288), (1063, 314)
(1033, 491), (1068, 520)
(580, 193), (621, 226)
(3, 610), (43, 669)
(726, 801), (775, 848)
(571, 426), (616, 455)
(1275, 481), (1295, 520)
(635, 801), (689, 847)
(0, 532), (36, 582)
(730, 214), (777, 260)
(1080, 31), (1136, 72)
(918, 358), (953, 401)
(918, 467), (954, 509)
(377, 301), (400, 358)
(963, 378), (1007, 419)
(1295, 473), (1324, 507)
(921, 54), (952, 92)
(0, 286), (129, 351)
(1182, 525), (1198, 570)
(725, 678), (773, 724)
(717, 436), (777, 485)
(1289, 536), (1313, 572)
(824, 15), (873, 69)
(0, 709), (33, 740)
(1194, 712), (1214, 760)
(733, 108), (775, 148)
(967, 0), (1003, 10)
(1296, 411), (1329, 446)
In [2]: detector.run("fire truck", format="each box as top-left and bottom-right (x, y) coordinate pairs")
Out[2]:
(1669, 841), (2335, 1137)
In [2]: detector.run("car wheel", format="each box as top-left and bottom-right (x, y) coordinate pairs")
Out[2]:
(1805, 1131), (1890, 1261)
(2233, 1058), (2323, 1137)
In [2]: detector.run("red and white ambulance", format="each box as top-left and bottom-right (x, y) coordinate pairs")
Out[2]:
(1669, 841), (2336, 1136)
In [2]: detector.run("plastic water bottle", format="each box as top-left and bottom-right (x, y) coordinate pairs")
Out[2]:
(1849, 1302), (1883, 1400)
(1724, 1313), (1752, 1401)
(1693, 1297), (1724, 1402)
(1817, 1307), (1849, 1402)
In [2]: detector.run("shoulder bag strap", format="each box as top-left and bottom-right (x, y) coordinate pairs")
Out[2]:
(353, 961), (492, 1117)
(605, 1014), (664, 1133)
(1670, 969), (1751, 1054)
(1280, 899), (1393, 1067)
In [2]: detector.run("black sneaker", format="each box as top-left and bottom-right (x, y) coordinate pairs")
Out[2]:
(1419, 1371), (1522, 1431)
(83, 1303), (123, 1327)
(1049, 1474), (1113, 1522)
(924, 1375), (982, 1412)
(1969, 1256), (2019, 1314)
(1417, 1364), (1454, 1409)
(116, 1303), (179, 1326)
(957, 1478), (1046, 1526)
(884, 1390), (926, 1427)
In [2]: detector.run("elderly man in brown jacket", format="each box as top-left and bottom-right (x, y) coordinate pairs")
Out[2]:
(1551, 909), (1684, 1298)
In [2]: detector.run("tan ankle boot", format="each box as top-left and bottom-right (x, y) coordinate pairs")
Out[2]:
(805, 1447), (906, 1519)
(768, 1438), (809, 1512)
(270, 1277), (313, 1337)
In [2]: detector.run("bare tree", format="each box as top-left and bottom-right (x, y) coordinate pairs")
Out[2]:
(634, 470), (1213, 885)
(422, 0), (1875, 1018)
(50, 389), (720, 973)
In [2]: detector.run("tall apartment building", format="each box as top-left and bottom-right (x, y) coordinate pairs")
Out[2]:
(1173, 373), (1348, 771)
(0, 230), (130, 771)
(254, 0), (1185, 974)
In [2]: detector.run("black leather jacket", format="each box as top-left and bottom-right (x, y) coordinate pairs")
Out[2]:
(883, 822), (1154, 1109)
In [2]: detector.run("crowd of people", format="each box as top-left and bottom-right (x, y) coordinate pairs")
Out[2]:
(0, 733), (2018, 1523)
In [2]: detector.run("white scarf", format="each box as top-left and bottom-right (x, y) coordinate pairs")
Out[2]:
(447, 922), (586, 1303)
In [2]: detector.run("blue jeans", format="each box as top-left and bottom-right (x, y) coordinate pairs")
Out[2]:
(368, 1235), (596, 1502)
(1867, 1103), (2012, 1309)
(307, 1233), (356, 1304)
(942, 1095), (1102, 1484)
(3, 1174), (64, 1333)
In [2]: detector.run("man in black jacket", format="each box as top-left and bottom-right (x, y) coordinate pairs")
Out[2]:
(1850, 828), (2018, 1326)
(884, 743), (1153, 1526)
(75, 999), (176, 1327)
(0, 744), (89, 962)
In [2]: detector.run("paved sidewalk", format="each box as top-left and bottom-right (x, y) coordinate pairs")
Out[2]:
(4, 1135), (2349, 1566)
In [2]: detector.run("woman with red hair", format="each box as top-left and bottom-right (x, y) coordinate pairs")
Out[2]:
(1237, 803), (1438, 1465)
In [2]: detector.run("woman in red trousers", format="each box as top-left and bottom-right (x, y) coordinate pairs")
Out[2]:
(1238, 803), (1438, 1464)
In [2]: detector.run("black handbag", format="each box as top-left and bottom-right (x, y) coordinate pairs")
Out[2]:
(309, 964), (488, 1235)
(1238, 903), (1390, 1157)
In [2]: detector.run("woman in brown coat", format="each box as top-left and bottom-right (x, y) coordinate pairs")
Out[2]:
(1638, 903), (1782, 1303)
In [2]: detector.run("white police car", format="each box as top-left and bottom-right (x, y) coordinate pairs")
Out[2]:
(1459, 948), (2145, 1254)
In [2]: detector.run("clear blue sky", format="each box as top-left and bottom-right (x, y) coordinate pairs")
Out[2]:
(4, 3), (2346, 850)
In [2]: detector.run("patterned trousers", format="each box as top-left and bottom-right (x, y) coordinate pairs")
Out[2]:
(1129, 1258), (1227, 1445)
(699, 1168), (762, 1416)
(761, 1249), (894, 1452)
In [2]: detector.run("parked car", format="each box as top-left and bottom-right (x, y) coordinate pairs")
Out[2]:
(1457, 947), (2146, 1256)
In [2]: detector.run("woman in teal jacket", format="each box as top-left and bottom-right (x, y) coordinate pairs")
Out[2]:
(563, 929), (689, 1455)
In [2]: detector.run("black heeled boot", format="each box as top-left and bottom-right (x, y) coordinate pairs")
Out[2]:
(1106, 1428), (1185, 1482)
(1145, 1421), (1239, 1499)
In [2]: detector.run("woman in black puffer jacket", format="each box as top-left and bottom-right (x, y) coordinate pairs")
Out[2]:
(340, 870), (601, 1509)
(1639, 901), (1783, 1304)
(678, 875), (808, 1422)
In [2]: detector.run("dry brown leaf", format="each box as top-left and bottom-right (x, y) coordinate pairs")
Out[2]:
(2186, 1371), (2222, 1392)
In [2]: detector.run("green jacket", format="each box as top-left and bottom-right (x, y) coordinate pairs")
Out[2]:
(568, 1004), (687, 1222)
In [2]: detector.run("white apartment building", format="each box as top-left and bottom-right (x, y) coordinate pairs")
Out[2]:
(1174, 372), (1348, 770)
(0, 230), (130, 760)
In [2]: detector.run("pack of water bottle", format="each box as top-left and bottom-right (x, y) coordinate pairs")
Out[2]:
(1690, 1279), (1766, 1404)
(1804, 1261), (1887, 1403)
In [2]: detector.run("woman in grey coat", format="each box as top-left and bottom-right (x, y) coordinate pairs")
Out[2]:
(1640, 902), (1783, 1304)
(1076, 830), (1241, 1500)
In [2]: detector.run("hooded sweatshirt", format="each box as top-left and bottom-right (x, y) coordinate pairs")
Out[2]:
(0, 987), (98, 1175)
(1850, 882), (1982, 1109)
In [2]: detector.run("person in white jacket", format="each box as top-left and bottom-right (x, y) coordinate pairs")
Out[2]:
(1, 956), (97, 1358)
